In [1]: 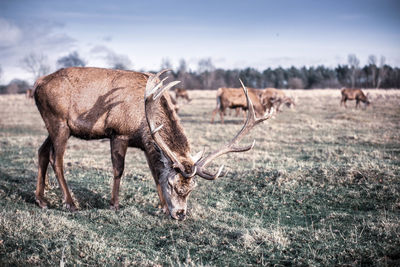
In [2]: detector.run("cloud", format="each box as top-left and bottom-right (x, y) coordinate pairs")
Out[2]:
(0, 17), (77, 83)
(0, 18), (22, 48)
(0, 17), (76, 63)
(102, 35), (112, 42)
(90, 45), (132, 68)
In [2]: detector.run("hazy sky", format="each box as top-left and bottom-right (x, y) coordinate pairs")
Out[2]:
(0, 0), (399, 83)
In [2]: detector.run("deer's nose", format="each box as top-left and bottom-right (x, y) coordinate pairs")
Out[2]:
(174, 209), (186, 221)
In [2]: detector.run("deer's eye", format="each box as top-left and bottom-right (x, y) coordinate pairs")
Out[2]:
(174, 185), (191, 196)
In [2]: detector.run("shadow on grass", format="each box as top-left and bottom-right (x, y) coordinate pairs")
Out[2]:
(69, 180), (109, 210)
(0, 169), (37, 204)
(0, 168), (110, 211)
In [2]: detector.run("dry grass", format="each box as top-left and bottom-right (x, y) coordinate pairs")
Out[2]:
(0, 89), (399, 266)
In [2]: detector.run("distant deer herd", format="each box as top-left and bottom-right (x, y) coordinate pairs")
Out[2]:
(29, 66), (371, 220)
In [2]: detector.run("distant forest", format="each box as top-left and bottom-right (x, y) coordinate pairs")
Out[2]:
(1, 53), (399, 94)
(169, 56), (400, 90)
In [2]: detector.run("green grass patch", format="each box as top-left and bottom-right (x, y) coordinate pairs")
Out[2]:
(1, 92), (400, 266)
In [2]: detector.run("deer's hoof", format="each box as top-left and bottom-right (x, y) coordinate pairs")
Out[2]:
(110, 204), (120, 211)
(35, 196), (49, 209)
(64, 203), (77, 212)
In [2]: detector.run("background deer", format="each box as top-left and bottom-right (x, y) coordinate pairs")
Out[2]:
(210, 87), (266, 123)
(260, 88), (295, 112)
(174, 87), (191, 102)
(340, 88), (370, 108)
(33, 67), (272, 220)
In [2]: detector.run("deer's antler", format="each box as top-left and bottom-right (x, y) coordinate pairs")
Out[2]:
(144, 70), (196, 178)
(194, 79), (274, 180)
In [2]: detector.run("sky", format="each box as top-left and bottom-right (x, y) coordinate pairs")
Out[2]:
(0, 0), (399, 84)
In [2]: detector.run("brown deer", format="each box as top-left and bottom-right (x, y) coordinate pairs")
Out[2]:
(169, 92), (180, 113)
(210, 87), (267, 123)
(340, 88), (370, 108)
(260, 88), (295, 112)
(175, 87), (191, 102)
(26, 88), (34, 99)
(33, 67), (273, 220)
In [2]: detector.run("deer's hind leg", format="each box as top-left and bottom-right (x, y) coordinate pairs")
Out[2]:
(356, 98), (360, 109)
(35, 136), (52, 208)
(219, 108), (225, 124)
(48, 121), (74, 211)
(343, 98), (348, 108)
(211, 107), (219, 123)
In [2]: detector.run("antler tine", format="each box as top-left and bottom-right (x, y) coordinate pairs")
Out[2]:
(145, 76), (168, 98)
(191, 148), (206, 164)
(145, 69), (170, 93)
(196, 165), (226, 180)
(195, 79), (273, 180)
(145, 69), (194, 178)
(154, 80), (181, 100)
(145, 69), (181, 100)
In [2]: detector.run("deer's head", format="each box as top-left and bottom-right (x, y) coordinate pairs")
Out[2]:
(145, 71), (274, 220)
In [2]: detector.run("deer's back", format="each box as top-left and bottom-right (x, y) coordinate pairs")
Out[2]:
(341, 88), (365, 100)
(34, 67), (150, 139)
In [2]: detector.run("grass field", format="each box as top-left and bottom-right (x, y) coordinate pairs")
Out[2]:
(0, 89), (399, 266)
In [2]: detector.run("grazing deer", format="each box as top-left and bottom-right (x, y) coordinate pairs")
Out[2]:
(340, 88), (370, 108)
(175, 87), (191, 102)
(210, 87), (266, 123)
(33, 67), (273, 220)
(169, 92), (179, 113)
(26, 88), (34, 99)
(260, 88), (295, 112)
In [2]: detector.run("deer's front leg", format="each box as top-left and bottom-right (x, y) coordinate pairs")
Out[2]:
(110, 137), (128, 210)
(144, 149), (170, 214)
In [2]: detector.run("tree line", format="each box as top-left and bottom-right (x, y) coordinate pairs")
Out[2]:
(171, 55), (399, 90)
(1, 52), (399, 94)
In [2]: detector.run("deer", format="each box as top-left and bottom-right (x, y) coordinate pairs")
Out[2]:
(260, 88), (295, 112)
(174, 87), (191, 102)
(33, 67), (273, 221)
(169, 92), (180, 113)
(26, 88), (34, 98)
(210, 87), (266, 124)
(340, 88), (370, 108)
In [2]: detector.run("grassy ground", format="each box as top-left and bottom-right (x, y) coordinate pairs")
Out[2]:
(0, 90), (399, 266)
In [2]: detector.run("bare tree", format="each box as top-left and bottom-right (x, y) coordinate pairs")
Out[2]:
(348, 54), (360, 88)
(178, 58), (187, 73)
(377, 56), (387, 89)
(160, 58), (172, 70)
(368, 55), (377, 88)
(198, 58), (215, 89)
(177, 59), (190, 88)
(197, 58), (215, 73)
(57, 51), (86, 68)
(21, 53), (50, 81)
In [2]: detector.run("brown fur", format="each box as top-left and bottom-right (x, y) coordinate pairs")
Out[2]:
(260, 88), (295, 112)
(26, 88), (34, 99)
(169, 92), (179, 113)
(33, 67), (193, 219)
(210, 87), (265, 123)
(175, 88), (191, 102)
(340, 88), (370, 108)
